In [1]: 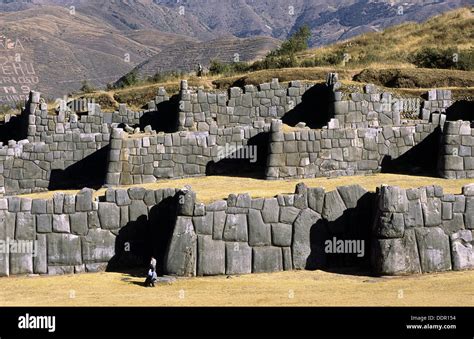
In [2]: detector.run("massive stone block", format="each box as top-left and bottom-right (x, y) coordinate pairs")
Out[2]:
(69, 212), (88, 235)
(98, 203), (120, 230)
(248, 209), (271, 246)
(465, 197), (474, 229)
(262, 198), (279, 223)
(421, 198), (442, 227)
(226, 242), (252, 275)
(372, 229), (421, 275)
(374, 211), (405, 239)
(271, 223), (292, 247)
(379, 186), (408, 213)
(450, 230), (474, 270)
(33, 234), (48, 274)
(415, 227), (451, 273)
(15, 212), (35, 240)
(322, 190), (346, 222)
(47, 233), (82, 266)
(307, 187), (325, 214)
(223, 214), (248, 242)
(193, 212), (213, 235)
(337, 185), (367, 209)
(76, 188), (93, 212)
(197, 235), (225, 276)
(81, 229), (116, 263)
(279, 206), (300, 224)
(252, 247), (283, 273)
(164, 216), (197, 276)
(292, 208), (322, 269)
(52, 214), (70, 233)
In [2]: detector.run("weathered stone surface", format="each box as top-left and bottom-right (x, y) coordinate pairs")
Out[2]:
(33, 234), (47, 274)
(16, 212), (35, 240)
(374, 211), (404, 239)
(129, 200), (148, 222)
(282, 247), (293, 271)
(252, 247), (283, 273)
(379, 186), (408, 213)
(69, 213), (88, 235)
(450, 230), (474, 270)
(404, 199), (423, 228)
(421, 198), (442, 227)
(271, 223), (292, 247)
(48, 265), (74, 275)
(262, 198), (279, 223)
(115, 190), (131, 206)
(81, 228), (116, 263)
(98, 203), (120, 229)
(225, 242), (251, 275)
(372, 229), (421, 275)
(337, 185), (367, 208)
(223, 214), (248, 242)
(36, 214), (52, 233)
(178, 190), (196, 216)
(322, 190), (346, 222)
(440, 213), (464, 235)
(197, 235), (225, 276)
(415, 227), (451, 273)
(76, 188), (93, 212)
(164, 216), (197, 276)
(248, 209), (271, 246)
(193, 212), (213, 235)
(307, 187), (325, 214)
(279, 206), (300, 224)
(85, 263), (109, 273)
(213, 211), (226, 240)
(465, 197), (474, 229)
(9, 252), (33, 275)
(52, 214), (70, 233)
(292, 208), (322, 269)
(47, 233), (82, 266)
(128, 187), (146, 200)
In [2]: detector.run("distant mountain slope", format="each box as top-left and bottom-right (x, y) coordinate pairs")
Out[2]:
(131, 36), (281, 79)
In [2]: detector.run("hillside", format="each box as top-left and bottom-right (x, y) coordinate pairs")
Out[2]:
(298, 8), (473, 68)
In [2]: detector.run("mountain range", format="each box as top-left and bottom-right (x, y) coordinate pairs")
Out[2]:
(0, 0), (469, 99)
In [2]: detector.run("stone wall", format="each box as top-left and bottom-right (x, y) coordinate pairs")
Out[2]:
(421, 89), (453, 118)
(328, 84), (401, 129)
(265, 118), (439, 179)
(372, 184), (474, 275)
(165, 183), (374, 276)
(438, 120), (474, 179)
(1, 183), (472, 277)
(0, 186), (180, 276)
(178, 79), (313, 131)
(106, 123), (269, 186)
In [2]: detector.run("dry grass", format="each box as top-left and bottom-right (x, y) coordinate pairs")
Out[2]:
(19, 174), (473, 203)
(0, 269), (472, 306)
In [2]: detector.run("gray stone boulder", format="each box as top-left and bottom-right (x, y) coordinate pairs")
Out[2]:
(15, 212), (35, 240)
(223, 214), (248, 242)
(279, 206), (300, 224)
(129, 200), (148, 222)
(405, 199), (424, 228)
(421, 198), (442, 227)
(47, 233), (82, 266)
(213, 211), (226, 240)
(372, 229), (421, 275)
(450, 230), (474, 270)
(262, 198), (279, 223)
(374, 211), (405, 239)
(52, 214), (70, 233)
(81, 229), (116, 263)
(307, 187), (325, 214)
(177, 190), (196, 216)
(337, 185), (368, 208)
(415, 227), (452, 273)
(226, 242), (252, 275)
(98, 203), (120, 230)
(465, 197), (473, 229)
(197, 235), (225, 276)
(76, 188), (94, 212)
(248, 209), (271, 246)
(252, 247), (283, 273)
(69, 213), (88, 235)
(292, 208), (322, 269)
(33, 234), (47, 274)
(271, 223), (292, 247)
(379, 186), (408, 213)
(9, 252), (33, 275)
(164, 216), (197, 276)
(322, 190), (346, 222)
(193, 212), (213, 235)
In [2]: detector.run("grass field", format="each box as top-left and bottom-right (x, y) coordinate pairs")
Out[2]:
(20, 173), (474, 203)
(0, 269), (472, 307)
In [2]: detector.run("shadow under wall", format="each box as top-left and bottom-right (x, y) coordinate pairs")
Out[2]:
(107, 195), (178, 276)
(205, 132), (269, 179)
(445, 101), (474, 122)
(138, 95), (180, 133)
(380, 127), (441, 176)
(306, 192), (375, 274)
(281, 83), (332, 129)
(0, 110), (28, 144)
(48, 145), (110, 190)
